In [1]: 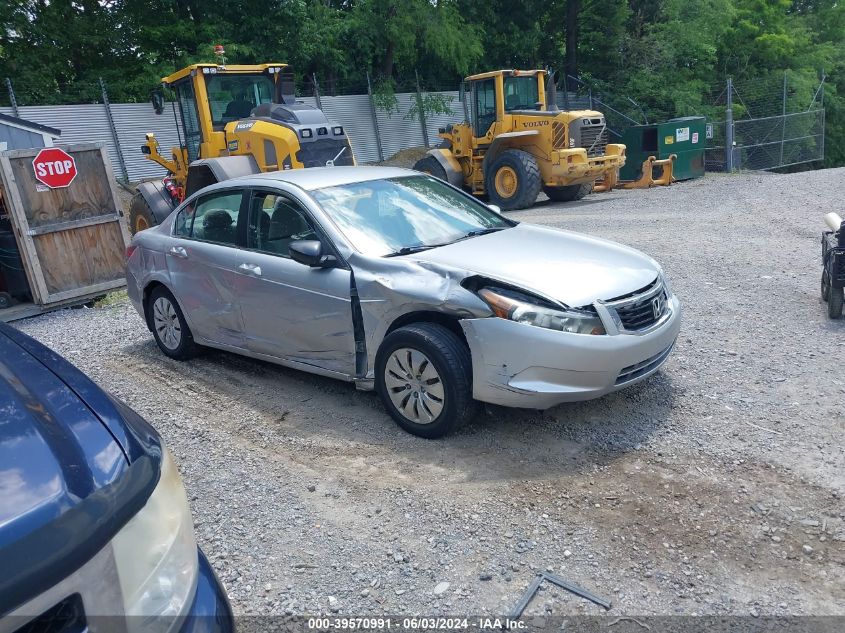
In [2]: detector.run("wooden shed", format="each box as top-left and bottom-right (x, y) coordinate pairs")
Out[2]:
(0, 142), (129, 321)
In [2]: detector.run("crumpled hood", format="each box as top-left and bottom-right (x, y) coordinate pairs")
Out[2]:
(410, 223), (660, 307)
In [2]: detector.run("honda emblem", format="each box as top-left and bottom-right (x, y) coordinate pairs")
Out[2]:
(651, 295), (665, 319)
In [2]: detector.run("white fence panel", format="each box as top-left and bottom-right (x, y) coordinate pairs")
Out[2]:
(112, 103), (182, 181)
(377, 92), (426, 160)
(318, 94), (380, 164)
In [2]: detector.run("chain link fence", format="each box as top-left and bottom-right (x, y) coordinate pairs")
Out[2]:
(703, 73), (826, 171)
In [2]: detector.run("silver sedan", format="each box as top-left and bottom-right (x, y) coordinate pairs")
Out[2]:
(126, 166), (681, 438)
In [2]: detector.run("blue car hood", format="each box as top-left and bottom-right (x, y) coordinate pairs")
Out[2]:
(0, 324), (161, 614)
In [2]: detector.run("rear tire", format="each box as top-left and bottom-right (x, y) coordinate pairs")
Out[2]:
(0, 292), (12, 310)
(376, 323), (476, 438)
(413, 155), (448, 181)
(543, 182), (592, 202)
(147, 286), (199, 360)
(486, 149), (541, 211)
(829, 286), (843, 319)
(821, 270), (830, 302)
(129, 192), (156, 235)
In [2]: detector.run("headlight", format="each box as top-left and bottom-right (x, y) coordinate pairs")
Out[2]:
(477, 286), (605, 335)
(112, 447), (198, 632)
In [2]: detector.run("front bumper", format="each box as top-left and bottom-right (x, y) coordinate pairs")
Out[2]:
(545, 145), (626, 187)
(178, 548), (235, 633)
(461, 294), (681, 409)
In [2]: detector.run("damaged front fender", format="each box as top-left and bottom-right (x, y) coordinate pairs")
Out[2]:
(348, 253), (490, 382)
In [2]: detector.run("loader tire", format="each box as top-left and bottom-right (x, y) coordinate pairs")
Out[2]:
(543, 182), (592, 202)
(413, 155), (448, 182)
(486, 150), (541, 211)
(129, 192), (156, 235)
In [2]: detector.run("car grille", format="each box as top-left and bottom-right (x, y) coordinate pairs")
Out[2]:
(608, 278), (668, 331)
(14, 594), (86, 633)
(615, 343), (675, 385)
(580, 124), (608, 157)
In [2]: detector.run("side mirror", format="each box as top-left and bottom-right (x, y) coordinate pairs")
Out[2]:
(289, 240), (336, 268)
(151, 89), (165, 115)
(488, 204), (502, 214)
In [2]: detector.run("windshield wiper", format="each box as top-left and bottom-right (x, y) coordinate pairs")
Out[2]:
(384, 228), (507, 257)
(384, 244), (446, 257)
(452, 226), (508, 242)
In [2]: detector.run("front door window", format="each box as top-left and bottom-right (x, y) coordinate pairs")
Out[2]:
(175, 81), (202, 162)
(473, 78), (496, 138)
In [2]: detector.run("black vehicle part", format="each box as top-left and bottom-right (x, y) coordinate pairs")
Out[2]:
(184, 155), (262, 200)
(508, 572), (611, 620)
(485, 149), (542, 211)
(413, 155), (448, 181)
(133, 181), (177, 232)
(509, 574), (544, 619)
(146, 285), (200, 360)
(543, 571), (612, 610)
(0, 230), (32, 301)
(375, 323), (476, 439)
(543, 182), (591, 202)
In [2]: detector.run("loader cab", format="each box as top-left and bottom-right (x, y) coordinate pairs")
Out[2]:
(161, 63), (291, 162)
(467, 70), (547, 139)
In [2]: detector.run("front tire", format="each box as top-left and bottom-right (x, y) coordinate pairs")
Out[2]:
(129, 192), (156, 235)
(829, 285), (843, 319)
(413, 155), (448, 181)
(147, 286), (199, 360)
(543, 182), (592, 202)
(376, 323), (476, 438)
(486, 149), (542, 211)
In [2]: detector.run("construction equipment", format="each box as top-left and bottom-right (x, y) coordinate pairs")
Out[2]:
(130, 51), (354, 233)
(412, 69), (625, 210)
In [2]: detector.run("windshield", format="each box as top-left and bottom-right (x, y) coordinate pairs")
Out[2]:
(311, 176), (512, 257)
(205, 73), (274, 129)
(504, 75), (540, 111)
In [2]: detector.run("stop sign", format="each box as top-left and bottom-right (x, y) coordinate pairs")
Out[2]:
(32, 147), (78, 189)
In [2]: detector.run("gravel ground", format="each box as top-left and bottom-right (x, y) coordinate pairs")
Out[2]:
(14, 169), (845, 618)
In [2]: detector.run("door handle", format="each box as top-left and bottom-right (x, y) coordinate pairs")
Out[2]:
(238, 263), (262, 276)
(169, 246), (188, 258)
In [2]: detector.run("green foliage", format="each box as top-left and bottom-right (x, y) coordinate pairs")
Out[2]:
(0, 0), (843, 166)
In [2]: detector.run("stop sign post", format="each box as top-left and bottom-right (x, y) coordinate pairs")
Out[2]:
(32, 147), (78, 189)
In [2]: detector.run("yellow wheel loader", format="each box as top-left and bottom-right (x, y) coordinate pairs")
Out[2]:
(130, 59), (354, 233)
(413, 69), (626, 210)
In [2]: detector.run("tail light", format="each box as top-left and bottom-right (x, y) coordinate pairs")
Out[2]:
(126, 244), (138, 259)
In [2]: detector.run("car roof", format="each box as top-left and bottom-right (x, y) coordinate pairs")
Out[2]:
(241, 166), (420, 191)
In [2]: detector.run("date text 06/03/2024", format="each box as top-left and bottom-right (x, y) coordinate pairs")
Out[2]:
(306, 617), (527, 630)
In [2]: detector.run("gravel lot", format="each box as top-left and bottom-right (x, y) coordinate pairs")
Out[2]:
(14, 168), (845, 618)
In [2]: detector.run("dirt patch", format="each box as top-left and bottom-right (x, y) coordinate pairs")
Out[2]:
(378, 147), (429, 169)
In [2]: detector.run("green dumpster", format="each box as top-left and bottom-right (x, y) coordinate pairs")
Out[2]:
(619, 116), (706, 181)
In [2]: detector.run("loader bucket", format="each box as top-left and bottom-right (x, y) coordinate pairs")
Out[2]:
(618, 154), (677, 189)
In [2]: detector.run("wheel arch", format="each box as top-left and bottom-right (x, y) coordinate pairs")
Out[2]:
(381, 311), (468, 354)
(136, 181), (176, 226)
(141, 280), (174, 333)
(423, 149), (464, 188)
(480, 131), (540, 177)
